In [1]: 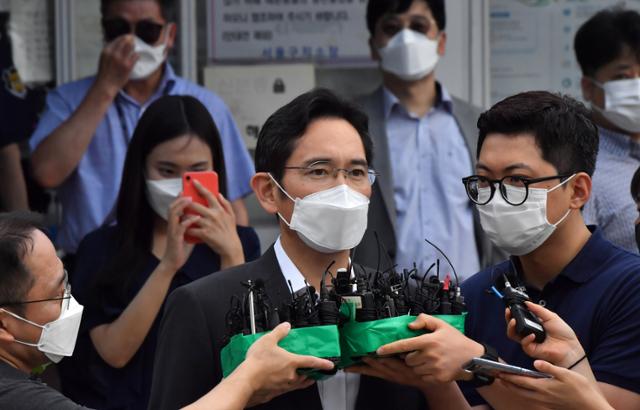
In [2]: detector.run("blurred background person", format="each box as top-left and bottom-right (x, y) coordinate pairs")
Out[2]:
(56, 95), (260, 410)
(577, 8), (640, 252)
(28, 0), (254, 272)
(354, 0), (503, 280)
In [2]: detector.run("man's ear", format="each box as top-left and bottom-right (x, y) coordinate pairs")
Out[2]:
(0, 312), (16, 343)
(369, 37), (381, 62)
(251, 172), (279, 215)
(569, 172), (592, 209)
(581, 76), (594, 102)
(437, 31), (447, 56)
(165, 22), (177, 50)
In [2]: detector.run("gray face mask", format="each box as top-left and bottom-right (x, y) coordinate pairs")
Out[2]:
(1, 296), (84, 363)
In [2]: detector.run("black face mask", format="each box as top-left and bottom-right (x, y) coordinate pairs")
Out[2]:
(635, 223), (640, 253)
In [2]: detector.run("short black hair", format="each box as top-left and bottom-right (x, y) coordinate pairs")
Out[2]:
(574, 7), (640, 76)
(255, 88), (373, 182)
(631, 166), (640, 202)
(0, 212), (45, 315)
(476, 91), (599, 177)
(100, 0), (174, 19)
(366, 0), (446, 36)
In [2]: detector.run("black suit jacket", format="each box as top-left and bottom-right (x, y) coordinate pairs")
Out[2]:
(148, 246), (427, 410)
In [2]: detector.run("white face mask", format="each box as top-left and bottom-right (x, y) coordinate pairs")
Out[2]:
(1, 296), (84, 363)
(146, 178), (182, 220)
(591, 78), (640, 133)
(269, 175), (370, 253)
(477, 175), (575, 255)
(130, 33), (168, 80)
(378, 29), (440, 82)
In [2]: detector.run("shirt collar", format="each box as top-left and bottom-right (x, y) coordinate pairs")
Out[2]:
(382, 81), (453, 119)
(598, 126), (640, 160)
(273, 237), (354, 293)
(117, 62), (177, 107)
(512, 226), (607, 286)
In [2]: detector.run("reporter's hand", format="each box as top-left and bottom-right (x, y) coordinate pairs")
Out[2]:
(159, 197), (197, 273)
(184, 180), (244, 268)
(240, 322), (335, 406)
(346, 356), (436, 388)
(375, 313), (484, 383)
(499, 360), (613, 410)
(94, 35), (137, 98)
(506, 302), (584, 368)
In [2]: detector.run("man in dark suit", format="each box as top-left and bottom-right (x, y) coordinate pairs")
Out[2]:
(354, 0), (504, 278)
(148, 89), (427, 410)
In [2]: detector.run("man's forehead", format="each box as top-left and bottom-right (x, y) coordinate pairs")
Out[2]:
(478, 133), (549, 170)
(104, 0), (164, 21)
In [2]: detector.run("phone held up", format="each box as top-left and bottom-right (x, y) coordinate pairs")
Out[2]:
(181, 171), (219, 244)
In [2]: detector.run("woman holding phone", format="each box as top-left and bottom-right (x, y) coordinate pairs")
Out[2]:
(57, 95), (260, 410)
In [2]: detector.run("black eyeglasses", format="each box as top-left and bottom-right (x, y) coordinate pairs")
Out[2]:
(461, 174), (571, 206)
(102, 17), (165, 45)
(0, 270), (71, 310)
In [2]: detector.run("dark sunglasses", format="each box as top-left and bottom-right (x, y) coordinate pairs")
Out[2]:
(102, 17), (165, 45)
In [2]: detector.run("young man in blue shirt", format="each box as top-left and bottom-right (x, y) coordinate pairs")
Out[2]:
(577, 8), (640, 252)
(29, 0), (254, 261)
(349, 91), (640, 409)
(354, 0), (503, 279)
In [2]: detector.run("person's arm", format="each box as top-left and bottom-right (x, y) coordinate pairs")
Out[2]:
(362, 314), (546, 410)
(498, 360), (613, 410)
(89, 198), (197, 367)
(0, 143), (28, 210)
(502, 301), (640, 410)
(31, 36), (136, 188)
(346, 356), (473, 410)
(182, 322), (334, 410)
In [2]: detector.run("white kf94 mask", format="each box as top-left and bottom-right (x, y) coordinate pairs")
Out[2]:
(378, 29), (440, 82)
(269, 174), (370, 253)
(130, 33), (168, 80)
(146, 178), (182, 220)
(2, 295), (84, 363)
(591, 78), (640, 133)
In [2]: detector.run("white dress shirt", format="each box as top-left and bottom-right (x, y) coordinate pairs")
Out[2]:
(273, 237), (361, 410)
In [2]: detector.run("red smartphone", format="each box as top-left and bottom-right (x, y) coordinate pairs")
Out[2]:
(181, 171), (219, 244)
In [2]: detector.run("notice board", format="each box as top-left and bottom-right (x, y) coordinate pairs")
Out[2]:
(208, 0), (371, 63)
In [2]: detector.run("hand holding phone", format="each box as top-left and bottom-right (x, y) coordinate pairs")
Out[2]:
(463, 357), (552, 379)
(181, 171), (219, 244)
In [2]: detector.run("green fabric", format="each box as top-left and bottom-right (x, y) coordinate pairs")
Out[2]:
(340, 313), (467, 363)
(220, 325), (341, 379)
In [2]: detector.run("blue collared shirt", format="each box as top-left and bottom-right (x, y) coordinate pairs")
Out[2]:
(459, 227), (640, 405)
(583, 127), (640, 253)
(383, 86), (479, 279)
(30, 64), (254, 253)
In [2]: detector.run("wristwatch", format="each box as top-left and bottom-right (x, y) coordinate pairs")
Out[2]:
(470, 343), (499, 387)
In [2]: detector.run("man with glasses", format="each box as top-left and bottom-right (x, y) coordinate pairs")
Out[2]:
(346, 91), (640, 409)
(148, 89), (428, 410)
(354, 0), (503, 279)
(0, 212), (339, 410)
(29, 0), (254, 269)
(0, 212), (88, 409)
